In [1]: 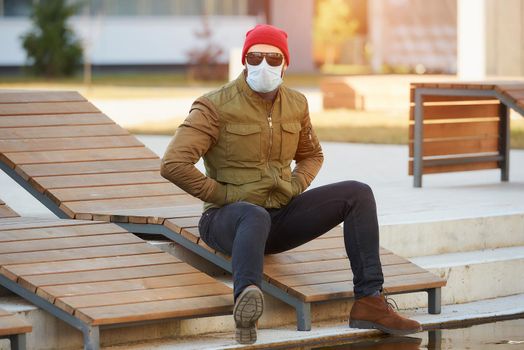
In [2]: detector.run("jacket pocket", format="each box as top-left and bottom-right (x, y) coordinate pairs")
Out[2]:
(280, 122), (301, 160)
(217, 167), (262, 185)
(280, 166), (292, 182)
(217, 168), (262, 203)
(226, 123), (262, 161)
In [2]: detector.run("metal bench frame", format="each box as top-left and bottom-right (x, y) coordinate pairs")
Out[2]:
(411, 87), (524, 187)
(1, 160), (443, 332)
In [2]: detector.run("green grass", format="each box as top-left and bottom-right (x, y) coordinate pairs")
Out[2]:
(128, 109), (524, 149)
(0, 71), (322, 88)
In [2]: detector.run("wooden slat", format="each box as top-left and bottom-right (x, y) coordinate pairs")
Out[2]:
(2, 253), (179, 279)
(0, 243), (159, 266)
(0, 124), (128, 140)
(56, 283), (232, 315)
(61, 194), (199, 217)
(75, 294), (233, 326)
(0, 135), (143, 153)
(270, 263), (426, 290)
(409, 102), (500, 120)
(94, 205), (204, 224)
(0, 217), (65, 227)
(408, 160), (499, 175)
(0, 91), (84, 103)
(0, 314), (32, 336)
(0, 223), (125, 242)
(408, 137), (499, 157)
(20, 263), (196, 292)
(285, 236), (347, 252)
(0, 101), (98, 116)
(32, 171), (168, 191)
(264, 255), (406, 277)
(4, 147), (157, 166)
(0, 219), (95, 231)
(265, 248), (349, 265)
(0, 233), (143, 254)
(501, 89), (524, 101)
(495, 83), (524, 92)
(292, 272), (446, 302)
(48, 183), (185, 203)
(163, 216), (201, 234)
(410, 82), (498, 89)
(408, 120), (499, 140)
(16, 159), (160, 178)
(0, 113), (112, 127)
(38, 273), (217, 301)
(409, 89), (496, 103)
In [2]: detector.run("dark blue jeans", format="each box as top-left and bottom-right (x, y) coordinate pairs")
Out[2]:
(198, 180), (384, 300)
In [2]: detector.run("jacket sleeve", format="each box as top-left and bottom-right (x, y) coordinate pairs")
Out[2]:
(291, 100), (324, 195)
(160, 97), (228, 206)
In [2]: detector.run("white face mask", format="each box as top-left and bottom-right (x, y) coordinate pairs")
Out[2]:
(246, 58), (284, 93)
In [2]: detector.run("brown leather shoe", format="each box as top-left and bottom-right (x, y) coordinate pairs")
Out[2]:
(349, 294), (422, 335)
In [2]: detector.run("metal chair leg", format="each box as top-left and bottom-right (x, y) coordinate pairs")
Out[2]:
(428, 288), (441, 314)
(428, 329), (443, 350)
(83, 326), (100, 350)
(9, 334), (26, 350)
(296, 302), (311, 331)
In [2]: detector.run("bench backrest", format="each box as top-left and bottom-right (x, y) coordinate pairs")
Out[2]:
(409, 86), (504, 175)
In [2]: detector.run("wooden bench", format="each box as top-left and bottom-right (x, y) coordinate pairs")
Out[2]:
(320, 77), (363, 110)
(0, 198), (232, 350)
(409, 81), (524, 187)
(0, 90), (446, 331)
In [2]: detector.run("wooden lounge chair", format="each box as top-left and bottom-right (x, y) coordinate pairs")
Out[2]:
(0, 198), (232, 350)
(0, 89), (446, 331)
(0, 201), (31, 350)
(409, 81), (524, 187)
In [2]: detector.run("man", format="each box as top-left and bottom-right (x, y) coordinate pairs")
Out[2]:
(161, 24), (421, 345)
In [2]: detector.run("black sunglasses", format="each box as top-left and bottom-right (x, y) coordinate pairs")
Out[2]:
(245, 52), (284, 67)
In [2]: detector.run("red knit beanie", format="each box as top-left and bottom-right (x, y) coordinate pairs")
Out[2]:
(241, 24), (290, 66)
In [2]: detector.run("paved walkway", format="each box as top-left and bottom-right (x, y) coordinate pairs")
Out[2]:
(2, 137), (523, 225)
(92, 88), (323, 127)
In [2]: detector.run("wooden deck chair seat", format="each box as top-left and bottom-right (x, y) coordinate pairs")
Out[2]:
(0, 90), (446, 331)
(0, 199), (232, 350)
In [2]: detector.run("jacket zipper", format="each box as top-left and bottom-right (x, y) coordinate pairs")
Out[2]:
(266, 107), (277, 207)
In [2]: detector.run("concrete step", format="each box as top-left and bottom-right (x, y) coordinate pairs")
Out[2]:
(105, 293), (524, 349)
(379, 213), (524, 258)
(0, 294), (238, 350)
(392, 245), (524, 309)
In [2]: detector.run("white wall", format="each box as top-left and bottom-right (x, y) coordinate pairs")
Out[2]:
(0, 15), (257, 66)
(457, 0), (486, 79)
(270, 0), (315, 73)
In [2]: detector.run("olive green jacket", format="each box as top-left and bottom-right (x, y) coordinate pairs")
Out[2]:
(160, 72), (323, 211)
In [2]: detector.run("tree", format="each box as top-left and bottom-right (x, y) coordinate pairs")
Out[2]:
(21, 0), (84, 77)
(186, 15), (226, 81)
(314, 0), (359, 66)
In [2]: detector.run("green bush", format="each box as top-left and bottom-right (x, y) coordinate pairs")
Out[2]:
(21, 0), (84, 77)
